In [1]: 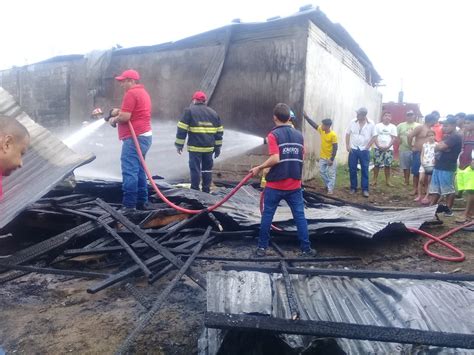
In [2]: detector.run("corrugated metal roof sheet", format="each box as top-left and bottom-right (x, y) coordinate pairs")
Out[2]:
(0, 87), (94, 229)
(164, 186), (437, 238)
(202, 271), (474, 354)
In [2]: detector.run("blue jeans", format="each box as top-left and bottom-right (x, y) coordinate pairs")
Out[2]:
(258, 187), (311, 251)
(412, 151), (421, 177)
(348, 148), (370, 191)
(320, 158), (337, 192)
(121, 135), (152, 208)
(189, 152), (213, 193)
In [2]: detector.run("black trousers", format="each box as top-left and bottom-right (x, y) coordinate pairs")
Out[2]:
(189, 152), (213, 193)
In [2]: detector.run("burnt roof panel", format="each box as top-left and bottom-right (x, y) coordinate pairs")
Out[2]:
(163, 186), (437, 238)
(203, 271), (474, 354)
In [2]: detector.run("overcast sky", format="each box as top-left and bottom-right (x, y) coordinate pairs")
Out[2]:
(2, 0), (473, 115)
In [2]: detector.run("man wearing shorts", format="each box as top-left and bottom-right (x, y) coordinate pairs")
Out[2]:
(397, 110), (419, 185)
(428, 117), (463, 216)
(371, 112), (397, 186)
(408, 113), (437, 195)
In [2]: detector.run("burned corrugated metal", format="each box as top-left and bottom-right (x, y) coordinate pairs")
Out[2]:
(0, 87), (94, 229)
(201, 271), (474, 354)
(163, 186), (438, 238)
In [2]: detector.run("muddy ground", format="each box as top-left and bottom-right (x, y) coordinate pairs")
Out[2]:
(0, 168), (472, 354)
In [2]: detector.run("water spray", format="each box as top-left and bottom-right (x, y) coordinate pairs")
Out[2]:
(88, 107), (255, 213)
(63, 108), (112, 147)
(126, 119), (253, 214)
(91, 108), (116, 127)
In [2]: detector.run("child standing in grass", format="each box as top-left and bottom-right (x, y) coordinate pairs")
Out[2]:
(415, 130), (436, 204)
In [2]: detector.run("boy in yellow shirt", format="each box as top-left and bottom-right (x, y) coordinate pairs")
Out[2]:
(304, 113), (338, 194)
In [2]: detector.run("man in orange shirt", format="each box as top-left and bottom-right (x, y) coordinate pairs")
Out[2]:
(431, 110), (443, 142)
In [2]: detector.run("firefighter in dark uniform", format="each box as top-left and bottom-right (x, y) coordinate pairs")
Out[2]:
(175, 91), (224, 193)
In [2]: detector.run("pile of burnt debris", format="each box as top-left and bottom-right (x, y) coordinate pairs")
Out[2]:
(1, 181), (473, 354)
(0, 182), (358, 353)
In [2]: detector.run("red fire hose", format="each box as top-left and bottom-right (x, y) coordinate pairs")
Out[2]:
(129, 121), (470, 261)
(128, 121), (253, 214)
(407, 221), (473, 262)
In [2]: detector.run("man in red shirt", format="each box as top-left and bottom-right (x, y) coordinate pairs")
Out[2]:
(250, 103), (316, 257)
(109, 69), (152, 212)
(431, 110), (443, 142)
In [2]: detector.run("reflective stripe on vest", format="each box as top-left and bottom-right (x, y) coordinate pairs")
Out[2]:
(266, 125), (304, 182)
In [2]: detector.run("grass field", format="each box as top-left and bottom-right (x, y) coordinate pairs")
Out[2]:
(307, 163), (468, 209)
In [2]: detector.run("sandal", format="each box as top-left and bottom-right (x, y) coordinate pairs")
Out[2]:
(421, 197), (430, 205)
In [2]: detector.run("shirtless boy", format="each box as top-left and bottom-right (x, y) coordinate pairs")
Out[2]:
(407, 114), (438, 195)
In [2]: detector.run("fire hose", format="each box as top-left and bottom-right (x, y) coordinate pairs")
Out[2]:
(126, 120), (252, 214)
(408, 221), (473, 262)
(102, 115), (469, 262)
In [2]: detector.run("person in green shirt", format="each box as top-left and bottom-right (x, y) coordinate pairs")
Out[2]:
(397, 110), (419, 185)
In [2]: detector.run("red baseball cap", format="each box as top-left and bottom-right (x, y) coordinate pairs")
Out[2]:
(115, 69), (140, 81)
(192, 91), (207, 101)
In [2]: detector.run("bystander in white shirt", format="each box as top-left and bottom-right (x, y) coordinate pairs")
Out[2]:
(346, 119), (376, 150)
(374, 122), (397, 150)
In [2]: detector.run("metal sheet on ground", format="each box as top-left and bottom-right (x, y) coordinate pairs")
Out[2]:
(0, 87), (95, 229)
(200, 270), (474, 354)
(164, 186), (438, 238)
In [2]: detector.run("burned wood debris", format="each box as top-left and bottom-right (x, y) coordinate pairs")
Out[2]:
(0, 189), (365, 353)
(3, 182), (467, 353)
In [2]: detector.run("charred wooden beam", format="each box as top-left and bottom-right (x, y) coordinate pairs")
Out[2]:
(1, 215), (114, 267)
(64, 244), (195, 256)
(185, 255), (359, 263)
(204, 312), (474, 349)
(116, 226), (212, 355)
(0, 263), (109, 279)
(155, 212), (207, 243)
(280, 261), (300, 320)
(95, 199), (207, 289)
(61, 207), (153, 278)
(208, 212), (223, 231)
(270, 241), (300, 320)
(87, 238), (202, 293)
(221, 265), (474, 282)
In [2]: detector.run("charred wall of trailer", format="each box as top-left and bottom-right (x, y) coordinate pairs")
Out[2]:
(103, 18), (308, 138)
(302, 22), (382, 178)
(0, 56), (92, 132)
(209, 21), (307, 137)
(0, 61), (72, 129)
